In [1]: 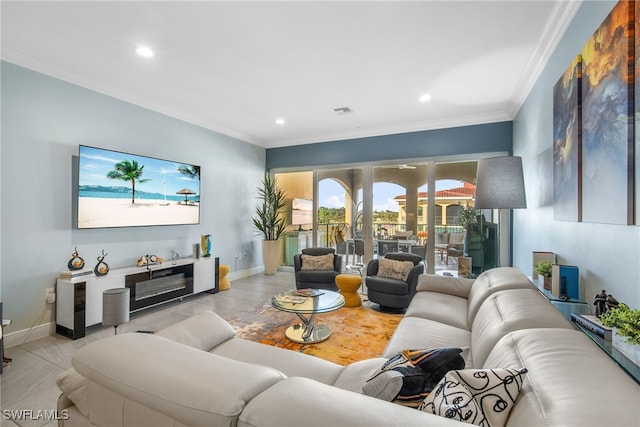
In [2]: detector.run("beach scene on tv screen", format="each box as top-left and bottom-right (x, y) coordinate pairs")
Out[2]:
(77, 146), (200, 228)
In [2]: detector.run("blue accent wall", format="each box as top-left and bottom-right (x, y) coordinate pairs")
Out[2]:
(267, 121), (512, 169)
(513, 0), (639, 309)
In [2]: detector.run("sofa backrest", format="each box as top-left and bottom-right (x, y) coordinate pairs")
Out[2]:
(467, 267), (535, 327)
(470, 288), (572, 367)
(484, 328), (640, 427)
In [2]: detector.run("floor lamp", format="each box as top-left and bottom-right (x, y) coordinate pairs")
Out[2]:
(474, 156), (527, 268)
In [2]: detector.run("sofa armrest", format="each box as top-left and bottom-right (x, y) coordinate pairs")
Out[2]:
(72, 333), (285, 427)
(416, 274), (474, 298)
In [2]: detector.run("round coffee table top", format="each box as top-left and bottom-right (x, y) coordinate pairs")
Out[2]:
(272, 289), (345, 314)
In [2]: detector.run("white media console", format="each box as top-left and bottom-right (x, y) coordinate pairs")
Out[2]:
(56, 256), (219, 339)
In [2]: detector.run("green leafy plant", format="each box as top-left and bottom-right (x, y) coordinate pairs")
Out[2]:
(252, 175), (287, 241)
(457, 203), (478, 228)
(534, 261), (553, 277)
(600, 304), (640, 345)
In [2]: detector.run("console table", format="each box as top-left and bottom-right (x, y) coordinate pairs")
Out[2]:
(56, 256), (218, 339)
(533, 278), (640, 384)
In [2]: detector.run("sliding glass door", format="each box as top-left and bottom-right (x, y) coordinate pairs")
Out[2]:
(275, 157), (513, 275)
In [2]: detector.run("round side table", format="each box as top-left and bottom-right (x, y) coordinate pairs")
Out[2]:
(335, 274), (363, 307)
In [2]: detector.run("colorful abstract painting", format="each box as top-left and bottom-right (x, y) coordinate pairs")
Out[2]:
(636, 0), (640, 224)
(553, 55), (582, 222)
(581, 0), (634, 225)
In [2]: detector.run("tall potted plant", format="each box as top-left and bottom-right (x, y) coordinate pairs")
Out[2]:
(252, 174), (287, 274)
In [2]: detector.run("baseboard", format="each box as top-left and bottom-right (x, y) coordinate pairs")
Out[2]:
(4, 321), (56, 349)
(228, 266), (263, 281)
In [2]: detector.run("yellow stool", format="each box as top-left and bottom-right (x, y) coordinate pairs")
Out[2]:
(335, 274), (362, 307)
(219, 264), (231, 291)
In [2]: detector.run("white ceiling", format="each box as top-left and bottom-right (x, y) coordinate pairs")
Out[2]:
(1, 1), (580, 148)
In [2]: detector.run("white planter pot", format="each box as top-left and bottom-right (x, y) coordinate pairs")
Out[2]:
(612, 327), (640, 366)
(262, 240), (281, 275)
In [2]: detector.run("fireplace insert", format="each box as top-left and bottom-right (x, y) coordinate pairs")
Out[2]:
(125, 264), (194, 311)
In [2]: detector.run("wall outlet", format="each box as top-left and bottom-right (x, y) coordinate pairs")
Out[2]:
(46, 287), (56, 304)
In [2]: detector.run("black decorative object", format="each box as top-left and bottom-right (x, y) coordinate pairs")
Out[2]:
(94, 250), (109, 276)
(67, 247), (85, 271)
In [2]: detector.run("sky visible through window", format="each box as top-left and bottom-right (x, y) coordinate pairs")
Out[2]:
(319, 179), (463, 212)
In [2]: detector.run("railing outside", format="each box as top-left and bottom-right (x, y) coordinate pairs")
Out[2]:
(316, 222), (464, 247)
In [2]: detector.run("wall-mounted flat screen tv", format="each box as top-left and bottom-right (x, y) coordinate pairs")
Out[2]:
(291, 198), (313, 225)
(77, 145), (200, 229)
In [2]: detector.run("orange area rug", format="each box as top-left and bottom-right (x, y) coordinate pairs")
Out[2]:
(228, 301), (403, 366)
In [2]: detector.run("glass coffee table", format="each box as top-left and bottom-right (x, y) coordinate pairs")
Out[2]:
(271, 290), (345, 343)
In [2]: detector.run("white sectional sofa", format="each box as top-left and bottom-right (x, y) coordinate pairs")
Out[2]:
(57, 267), (640, 427)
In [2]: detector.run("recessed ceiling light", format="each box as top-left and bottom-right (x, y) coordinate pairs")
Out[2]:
(419, 93), (432, 103)
(275, 118), (285, 125)
(136, 46), (155, 58)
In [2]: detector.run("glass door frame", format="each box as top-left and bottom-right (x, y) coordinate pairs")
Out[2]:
(272, 151), (510, 272)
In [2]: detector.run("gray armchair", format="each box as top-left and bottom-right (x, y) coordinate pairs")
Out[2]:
(366, 252), (424, 310)
(293, 248), (342, 291)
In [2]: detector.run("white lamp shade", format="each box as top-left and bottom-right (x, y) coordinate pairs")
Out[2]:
(102, 288), (130, 327)
(475, 156), (527, 209)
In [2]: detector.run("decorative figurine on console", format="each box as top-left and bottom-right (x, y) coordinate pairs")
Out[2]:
(201, 234), (212, 257)
(94, 250), (110, 276)
(136, 254), (164, 269)
(594, 289), (621, 318)
(67, 247), (85, 271)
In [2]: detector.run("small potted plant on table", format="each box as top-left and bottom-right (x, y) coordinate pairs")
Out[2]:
(600, 304), (640, 366)
(535, 261), (553, 291)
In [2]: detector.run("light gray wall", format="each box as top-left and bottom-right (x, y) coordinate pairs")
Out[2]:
(1, 61), (265, 334)
(513, 0), (640, 309)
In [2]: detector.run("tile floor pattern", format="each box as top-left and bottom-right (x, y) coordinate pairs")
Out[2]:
(1, 271), (297, 427)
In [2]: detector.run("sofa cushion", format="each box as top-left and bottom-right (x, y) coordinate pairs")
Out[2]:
(405, 291), (469, 330)
(467, 267), (535, 326)
(212, 337), (343, 385)
(239, 377), (440, 427)
(301, 253), (334, 270)
(420, 367), (528, 427)
(448, 232), (465, 245)
(156, 309), (236, 351)
(383, 317), (472, 367)
(416, 274), (475, 298)
(484, 329), (640, 427)
(435, 232), (449, 244)
(470, 288), (572, 367)
(332, 358), (388, 393)
(363, 348), (466, 408)
(377, 258), (414, 281)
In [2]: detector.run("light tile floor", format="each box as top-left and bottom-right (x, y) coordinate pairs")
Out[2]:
(0, 271), (296, 427)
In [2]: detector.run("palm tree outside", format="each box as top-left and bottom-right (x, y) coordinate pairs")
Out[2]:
(106, 160), (150, 204)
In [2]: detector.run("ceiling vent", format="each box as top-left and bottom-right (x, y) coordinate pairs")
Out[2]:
(332, 106), (352, 115)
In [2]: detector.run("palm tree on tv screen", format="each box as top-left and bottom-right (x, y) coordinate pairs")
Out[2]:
(106, 160), (150, 204)
(177, 165), (200, 181)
